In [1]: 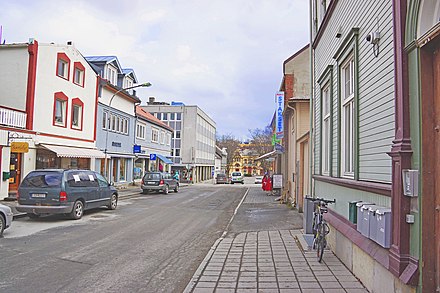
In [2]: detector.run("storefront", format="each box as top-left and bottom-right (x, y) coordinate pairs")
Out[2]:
(38, 144), (105, 170)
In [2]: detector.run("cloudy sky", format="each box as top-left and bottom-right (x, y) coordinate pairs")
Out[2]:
(0, 0), (309, 140)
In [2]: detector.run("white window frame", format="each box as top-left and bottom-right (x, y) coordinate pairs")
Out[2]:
(102, 111), (108, 129)
(136, 123), (146, 139)
(73, 67), (84, 86)
(341, 56), (355, 178)
(322, 84), (331, 175)
(57, 59), (68, 79)
(107, 65), (117, 85)
(166, 133), (171, 146)
(160, 131), (166, 144)
(152, 128), (159, 143)
(54, 99), (67, 126)
(72, 104), (82, 129)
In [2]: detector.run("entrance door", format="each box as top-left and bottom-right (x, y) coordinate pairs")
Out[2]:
(434, 42), (440, 293)
(9, 153), (22, 192)
(421, 35), (440, 292)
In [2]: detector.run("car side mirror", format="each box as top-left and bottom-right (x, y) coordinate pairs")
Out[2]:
(109, 181), (115, 186)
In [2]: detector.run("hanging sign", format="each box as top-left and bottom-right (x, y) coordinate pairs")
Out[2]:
(11, 142), (29, 153)
(275, 92), (284, 139)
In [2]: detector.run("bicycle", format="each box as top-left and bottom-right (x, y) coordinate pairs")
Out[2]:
(305, 197), (336, 262)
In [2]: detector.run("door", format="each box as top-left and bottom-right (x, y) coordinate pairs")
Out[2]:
(9, 153), (22, 192)
(421, 35), (440, 292)
(434, 42), (440, 292)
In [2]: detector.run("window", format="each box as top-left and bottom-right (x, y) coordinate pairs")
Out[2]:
(56, 53), (70, 80)
(166, 133), (171, 145)
(322, 85), (331, 175)
(175, 149), (180, 157)
(71, 98), (83, 130)
(152, 128), (159, 143)
(106, 66), (117, 85)
(341, 56), (355, 177)
(170, 113), (175, 120)
(102, 111), (108, 129)
(53, 92), (68, 127)
(137, 123), (146, 139)
(119, 159), (126, 181)
(176, 113), (182, 120)
(160, 131), (166, 144)
(73, 62), (85, 86)
(163, 113), (168, 120)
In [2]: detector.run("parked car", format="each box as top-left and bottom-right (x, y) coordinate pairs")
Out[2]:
(230, 172), (244, 184)
(215, 173), (228, 184)
(17, 169), (118, 220)
(141, 172), (179, 194)
(254, 176), (263, 184)
(0, 203), (13, 236)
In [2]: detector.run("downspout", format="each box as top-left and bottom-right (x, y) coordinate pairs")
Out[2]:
(309, 0), (314, 197)
(286, 103), (297, 206)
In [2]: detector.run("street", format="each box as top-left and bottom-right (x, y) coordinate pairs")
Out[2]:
(0, 183), (248, 293)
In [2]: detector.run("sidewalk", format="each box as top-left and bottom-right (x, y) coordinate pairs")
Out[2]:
(184, 188), (368, 293)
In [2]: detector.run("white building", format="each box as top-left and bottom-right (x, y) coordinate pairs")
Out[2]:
(0, 39), (104, 199)
(142, 98), (216, 183)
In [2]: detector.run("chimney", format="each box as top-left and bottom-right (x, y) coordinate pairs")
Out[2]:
(67, 41), (74, 46)
(148, 97), (155, 104)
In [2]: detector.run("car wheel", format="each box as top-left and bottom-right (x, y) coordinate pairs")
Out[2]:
(163, 185), (169, 194)
(70, 200), (84, 220)
(107, 194), (118, 210)
(174, 184), (179, 193)
(0, 214), (5, 236)
(27, 213), (40, 219)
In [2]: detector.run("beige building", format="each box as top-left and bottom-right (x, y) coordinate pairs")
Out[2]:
(279, 44), (310, 211)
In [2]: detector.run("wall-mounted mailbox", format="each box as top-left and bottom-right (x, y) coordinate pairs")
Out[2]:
(2, 171), (10, 181)
(402, 169), (419, 197)
(374, 207), (392, 248)
(349, 201), (362, 224)
(358, 203), (376, 237)
(368, 205), (381, 243)
(356, 202), (374, 234)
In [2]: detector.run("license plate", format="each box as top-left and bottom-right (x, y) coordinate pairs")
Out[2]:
(147, 182), (156, 185)
(32, 193), (46, 198)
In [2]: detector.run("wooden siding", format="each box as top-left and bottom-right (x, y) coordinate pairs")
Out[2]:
(312, 0), (394, 183)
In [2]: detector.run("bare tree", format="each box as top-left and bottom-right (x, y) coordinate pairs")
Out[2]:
(216, 133), (241, 175)
(248, 125), (274, 172)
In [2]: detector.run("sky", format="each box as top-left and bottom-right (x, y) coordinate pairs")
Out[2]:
(0, 0), (310, 140)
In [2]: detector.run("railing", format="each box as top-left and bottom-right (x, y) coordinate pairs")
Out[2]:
(0, 107), (27, 129)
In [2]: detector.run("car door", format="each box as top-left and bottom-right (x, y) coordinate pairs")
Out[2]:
(66, 171), (100, 209)
(96, 172), (112, 204)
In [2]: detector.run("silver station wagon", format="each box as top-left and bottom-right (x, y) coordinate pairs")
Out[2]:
(17, 169), (118, 220)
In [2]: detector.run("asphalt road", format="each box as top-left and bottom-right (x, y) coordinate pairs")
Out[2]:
(0, 184), (247, 293)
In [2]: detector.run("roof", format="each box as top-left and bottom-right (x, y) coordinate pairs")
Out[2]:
(121, 68), (138, 83)
(85, 55), (122, 72)
(135, 106), (173, 132)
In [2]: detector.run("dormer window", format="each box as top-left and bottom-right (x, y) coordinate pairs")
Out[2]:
(56, 53), (70, 80)
(73, 62), (85, 87)
(106, 66), (117, 85)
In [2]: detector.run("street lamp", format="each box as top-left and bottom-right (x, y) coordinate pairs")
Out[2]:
(104, 82), (152, 181)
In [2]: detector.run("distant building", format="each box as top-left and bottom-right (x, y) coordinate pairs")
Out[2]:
(229, 145), (263, 176)
(214, 146), (227, 175)
(142, 98), (216, 183)
(134, 106), (173, 181)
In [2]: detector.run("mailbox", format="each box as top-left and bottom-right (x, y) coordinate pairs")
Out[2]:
(374, 207), (392, 248)
(368, 205), (381, 242)
(356, 202), (374, 234)
(349, 201), (362, 224)
(2, 171), (10, 181)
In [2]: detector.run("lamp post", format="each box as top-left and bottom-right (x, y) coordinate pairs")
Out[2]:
(104, 82), (152, 181)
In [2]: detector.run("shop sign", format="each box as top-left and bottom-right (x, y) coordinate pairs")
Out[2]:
(150, 154), (157, 161)
(275, 91), (284, 139)
(11, 142), (29, 153)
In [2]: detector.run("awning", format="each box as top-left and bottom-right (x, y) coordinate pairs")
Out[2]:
(255, 150), (278, 161)
(156, 154), (173, 164)
(41, 144), (107, 159)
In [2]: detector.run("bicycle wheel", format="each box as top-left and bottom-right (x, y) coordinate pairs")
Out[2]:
(316, 225), (326, 262)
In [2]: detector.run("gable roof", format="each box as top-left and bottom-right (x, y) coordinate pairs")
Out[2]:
(135, 106), (173, 132)
(85, 55), (122, 73)
(121, 68), (138, 83)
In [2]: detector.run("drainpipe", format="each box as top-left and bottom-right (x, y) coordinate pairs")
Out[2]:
(286, 103), (297, 206)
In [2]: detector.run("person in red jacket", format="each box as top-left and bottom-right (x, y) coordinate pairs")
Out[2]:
(262, 172), (272, 194)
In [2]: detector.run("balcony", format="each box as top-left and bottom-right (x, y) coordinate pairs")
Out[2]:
(0, 107), (27, 129)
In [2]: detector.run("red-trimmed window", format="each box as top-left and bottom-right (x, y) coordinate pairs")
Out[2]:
(73, 62), (85, 87)
(71, 98), (84, 130)
(56, 53), (70, 80)
(53, 92), (68, 127)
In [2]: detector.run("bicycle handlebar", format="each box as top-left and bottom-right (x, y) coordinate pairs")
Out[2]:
(305, 197), (336, 204)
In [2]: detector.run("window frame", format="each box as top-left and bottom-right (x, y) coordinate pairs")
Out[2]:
(152, 127), (159, 143)
(71, 98), (84, 131)
(341, 56), (355, 178)
(322, 83), (331, 175)
(73, 62), (85, 87)
(56, 53), (70, 80)
(136, 122), (146, 139)
(53, 92), (68, 128)
(333, 28), (359, 179)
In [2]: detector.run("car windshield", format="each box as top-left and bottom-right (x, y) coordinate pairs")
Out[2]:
(217, 174), (226, 178)
(20, 172), (62, 188)
(144, 173), (161, 180)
